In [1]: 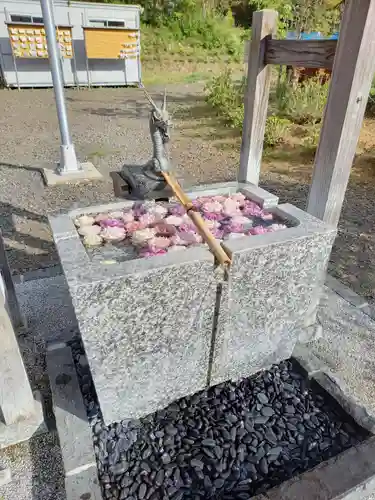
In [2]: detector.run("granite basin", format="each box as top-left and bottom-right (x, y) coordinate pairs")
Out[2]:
(49, 181), (335, 424)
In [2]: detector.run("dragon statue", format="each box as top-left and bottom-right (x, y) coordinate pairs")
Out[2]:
(120, 88), (171, 199)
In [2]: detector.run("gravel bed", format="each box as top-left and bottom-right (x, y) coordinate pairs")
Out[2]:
(70, 339), (368, 500)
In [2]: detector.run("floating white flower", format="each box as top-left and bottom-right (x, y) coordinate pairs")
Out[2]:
(101, 226), (126, 242)
(131, 228), (156, 246)
(74, 215), (95, 227)
(78, 225), (101, 237)
(83, 233), (102, 246)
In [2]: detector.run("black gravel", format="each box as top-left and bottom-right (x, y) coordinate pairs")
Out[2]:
(70, 339), (369, 500)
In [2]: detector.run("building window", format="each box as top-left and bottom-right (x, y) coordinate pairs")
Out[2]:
(89, 19), (125, 28)
(108, 20), (125, 27)
(10, 14), (44, 24)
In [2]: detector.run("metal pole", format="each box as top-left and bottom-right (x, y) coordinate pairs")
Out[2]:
(40, 0), (81, 172)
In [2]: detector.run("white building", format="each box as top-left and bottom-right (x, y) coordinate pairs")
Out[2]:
(0, 0), (141, 88)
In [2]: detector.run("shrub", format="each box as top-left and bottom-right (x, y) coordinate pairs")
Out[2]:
(205, 69), (245, 128)
(264, 115), (291, 147)
(272, 75), (330, 125)
(142, 11), (247, 62)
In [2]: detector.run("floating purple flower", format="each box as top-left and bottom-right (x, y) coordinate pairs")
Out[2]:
(242, 201), (263, 217)
(100, 218), (125, 228)
(211, 228), (224, 239)
(168, 203), (186, 216)
(179, 222), (197, 233)
(203, 212), (224, 221)
(132, 203), (146, 218)
(223, 222), (245, 234)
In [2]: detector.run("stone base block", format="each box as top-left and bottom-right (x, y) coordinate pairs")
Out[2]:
(47, 346), (102, 499)
(253, 436), (375, 500)
(0, 391), (47, 450)
(41, 162), (102, 186)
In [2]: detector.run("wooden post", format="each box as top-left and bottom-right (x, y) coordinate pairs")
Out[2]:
(307, 0), (375, 226)
(238, 10), (278, 185)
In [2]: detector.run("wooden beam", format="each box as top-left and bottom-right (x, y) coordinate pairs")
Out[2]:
(239, 10), (278, 185)
(307, 0), (375, 226)
(265, 40), (337, 69)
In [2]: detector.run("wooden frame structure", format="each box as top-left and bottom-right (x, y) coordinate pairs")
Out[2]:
(240, 0), (375, 226)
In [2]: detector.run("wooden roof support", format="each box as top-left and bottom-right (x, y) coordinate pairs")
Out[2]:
(307, 0), (375, 226)
(239, 10), (278, 185)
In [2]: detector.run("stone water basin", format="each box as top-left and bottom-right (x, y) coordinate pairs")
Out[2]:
(49, 181), (335, 425)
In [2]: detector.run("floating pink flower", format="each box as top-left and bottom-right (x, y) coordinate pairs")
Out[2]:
(139, 213), (158, 227)
(165, 215), (184, 226)
(172, 233), (189, 246)
(122, 211), (135, 224)
(101, 226), (126, 242)
(139, 248), (167, 258)
(203, 212), (224, 221)
(179, 222), (197, 233)
(212, 195), (227, 203)
(230, 193), (246, 205)
(249, 225), (269, 235)
(202, 201), (222, 214)
(100, 218), (125, 228)
(223, 198), (240, 217)
(148, 236), (171, 249)
(178, 231), (202, 245)
(261, 211), (273, 221)
(125, 221), (143, 233)
(152, 223), (176, 238)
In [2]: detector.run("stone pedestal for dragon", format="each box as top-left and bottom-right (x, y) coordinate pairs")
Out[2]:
(120, 90), (172, 199)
